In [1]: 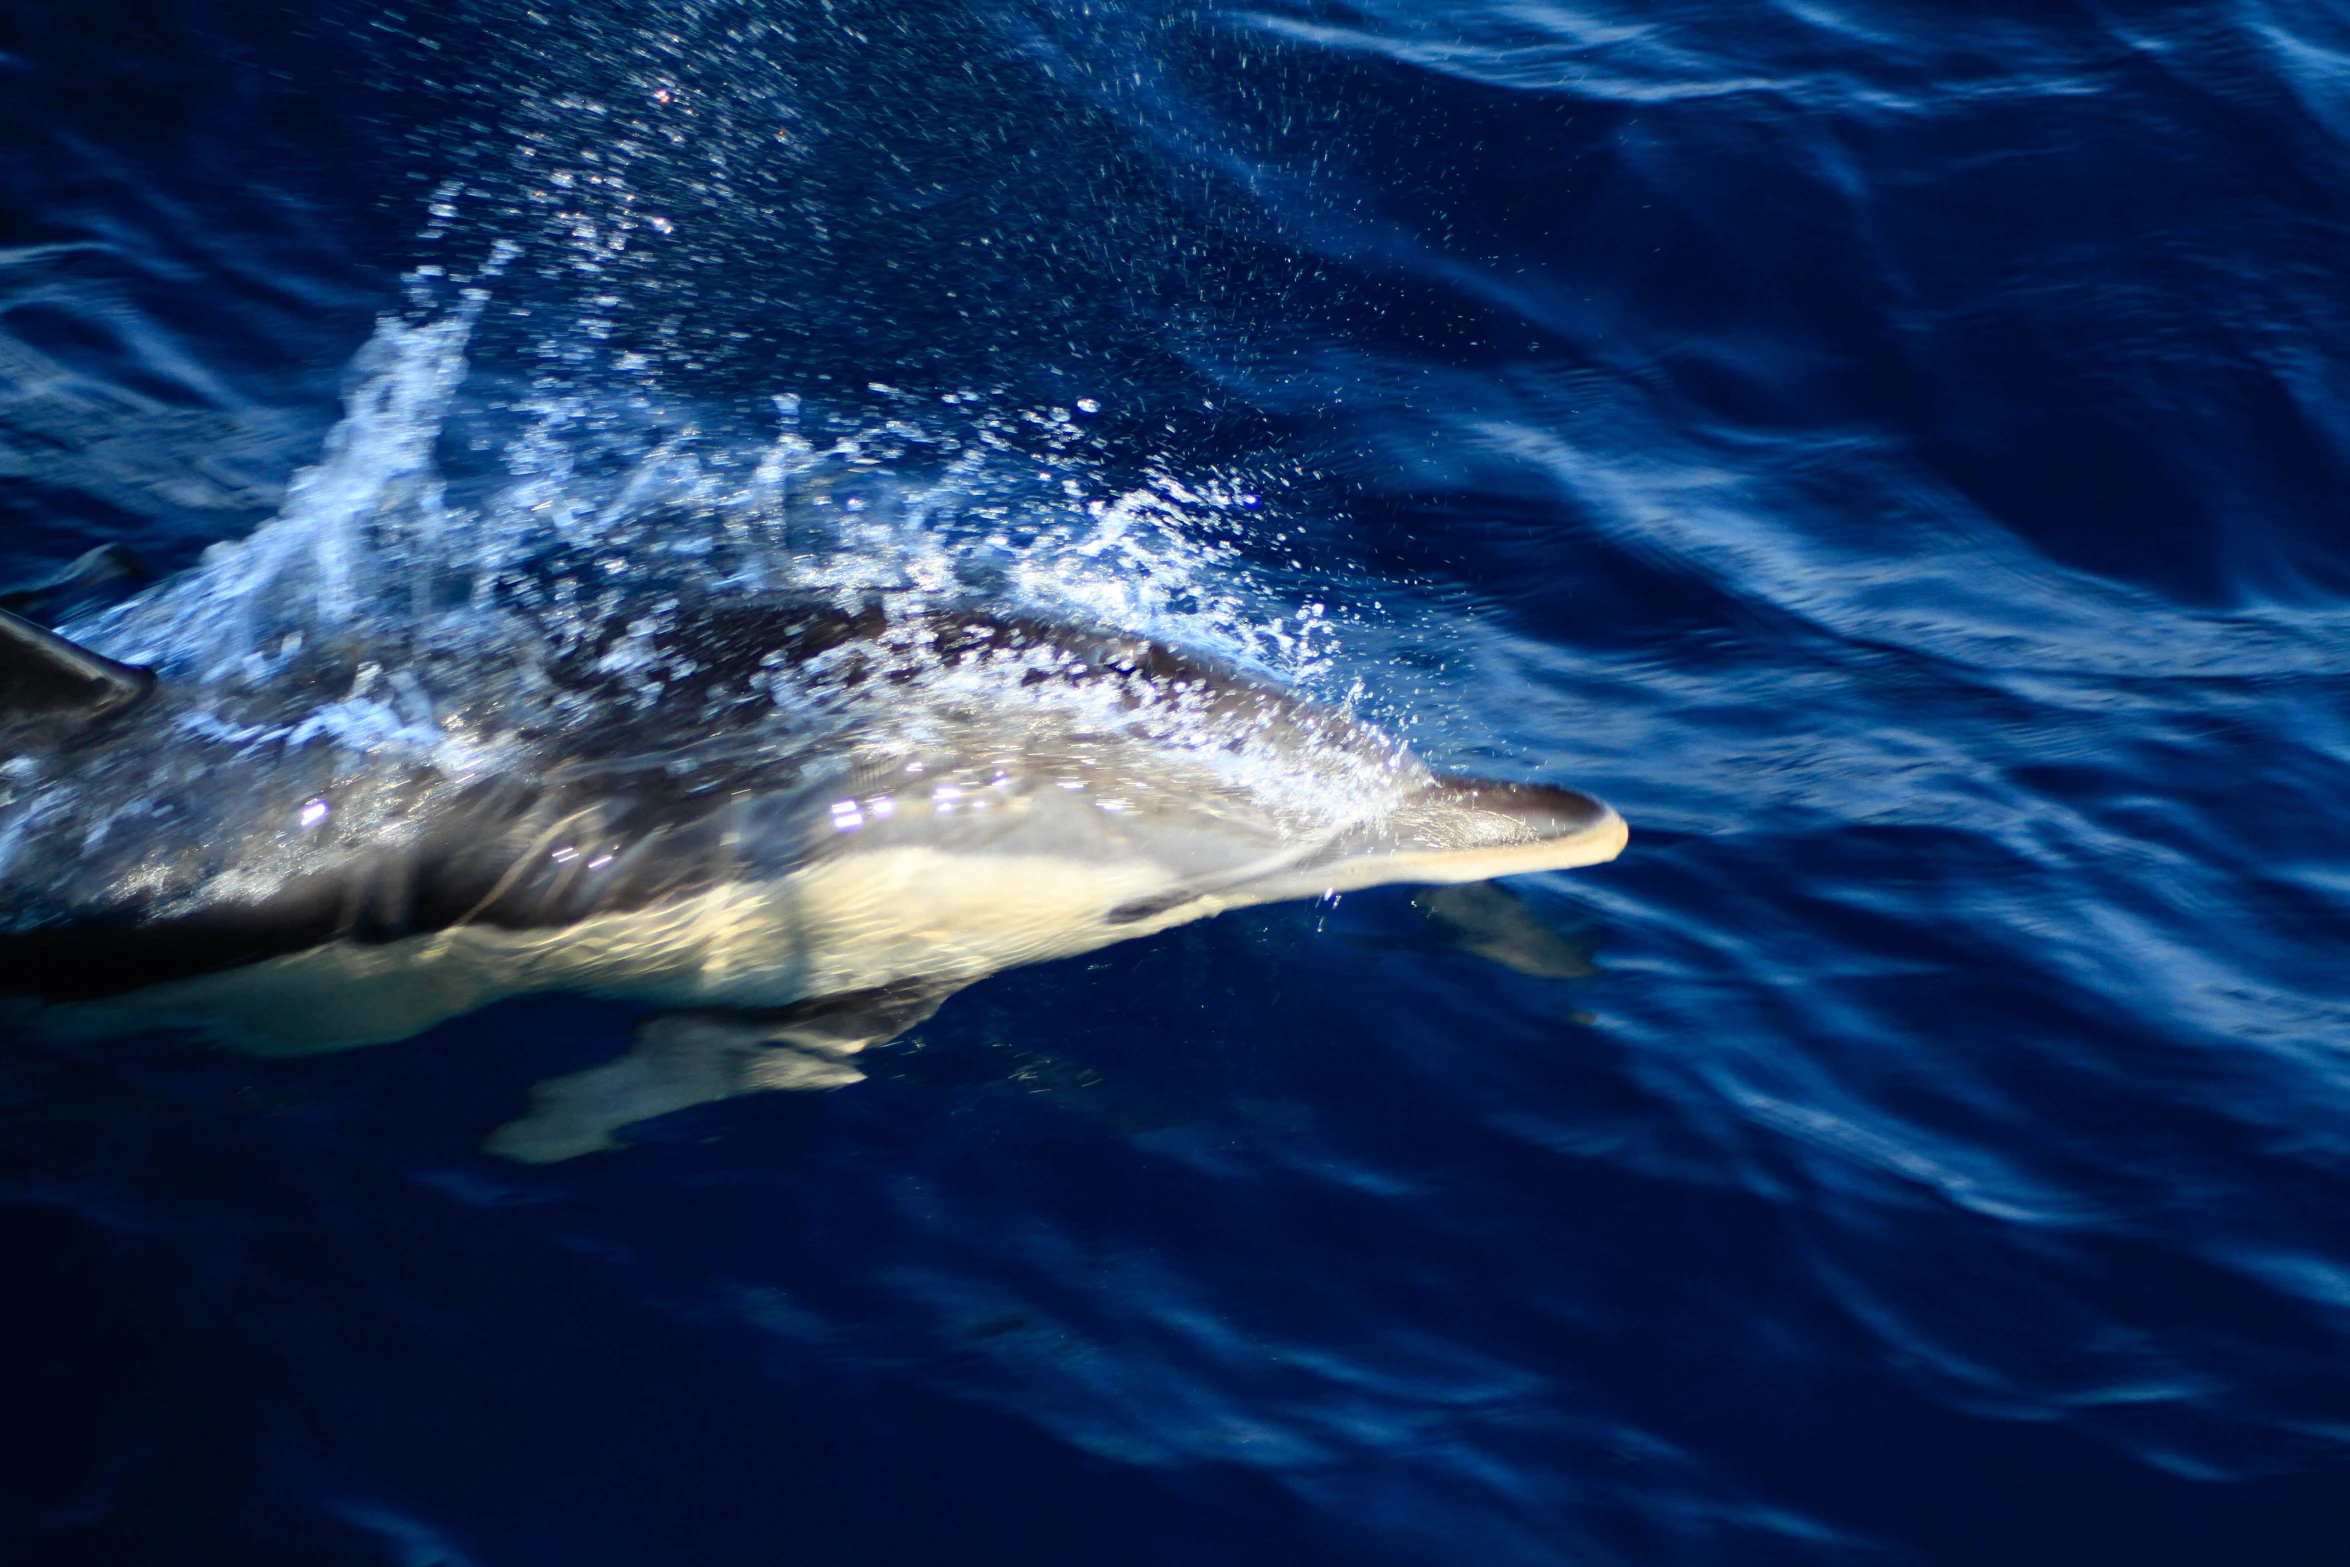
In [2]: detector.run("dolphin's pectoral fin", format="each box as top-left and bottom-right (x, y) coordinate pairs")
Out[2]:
(479, 1023), (788, 1165)
(481, 981), (960, 1164)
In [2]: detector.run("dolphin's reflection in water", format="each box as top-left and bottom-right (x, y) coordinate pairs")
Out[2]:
(1411, 882), (1601, 982)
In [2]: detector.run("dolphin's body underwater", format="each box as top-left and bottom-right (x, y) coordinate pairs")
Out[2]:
(0, 567), (1624, 1159)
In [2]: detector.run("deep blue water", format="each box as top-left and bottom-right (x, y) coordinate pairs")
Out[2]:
(6, 1), (2350, 1562)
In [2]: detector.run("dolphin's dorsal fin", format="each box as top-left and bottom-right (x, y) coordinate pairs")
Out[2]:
(0, 606), (156, 727)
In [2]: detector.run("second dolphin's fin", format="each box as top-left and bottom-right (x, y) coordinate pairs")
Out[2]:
(481, 981), (960, 1164)
(0, 605), (155, 733)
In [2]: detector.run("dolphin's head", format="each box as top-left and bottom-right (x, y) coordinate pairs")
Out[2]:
(692, 604), (1633, 926)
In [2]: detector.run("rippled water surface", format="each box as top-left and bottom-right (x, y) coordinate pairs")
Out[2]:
(6, 1), (2350, 1562)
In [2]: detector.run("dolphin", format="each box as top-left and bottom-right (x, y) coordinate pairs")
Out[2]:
(0, 582), (1625, 1160)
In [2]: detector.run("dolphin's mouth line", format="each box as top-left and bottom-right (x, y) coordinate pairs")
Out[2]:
(1098, 785), (1628, 926)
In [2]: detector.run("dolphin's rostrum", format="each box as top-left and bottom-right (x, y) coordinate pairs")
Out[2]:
(1, 586), (1624, 1160)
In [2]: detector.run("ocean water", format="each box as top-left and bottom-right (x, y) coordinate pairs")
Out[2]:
(5, 1), (2350, 1562)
